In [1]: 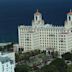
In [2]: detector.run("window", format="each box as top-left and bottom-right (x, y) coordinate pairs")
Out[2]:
(36, 16), (37, 20)
(69, 16), (71, 21)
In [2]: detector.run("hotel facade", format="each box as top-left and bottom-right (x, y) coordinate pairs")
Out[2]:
(18, 10), (72, 55)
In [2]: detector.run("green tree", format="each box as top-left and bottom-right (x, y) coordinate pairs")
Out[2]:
(62, 52), (72, 61)
(15, 53), (21, 62)
(67, 64), (72, 72)
(41, 65), (59, 72)
(50, 58), (67, 72)
(40, 58), (67, 72)
(51, 51), (59, 58)
(15, 64), (32, 72)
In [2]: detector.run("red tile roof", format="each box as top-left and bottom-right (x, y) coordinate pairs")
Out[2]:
(68, 12), (72, 15)
(34, 9), (41, 15)
(67, 9), (72, 15)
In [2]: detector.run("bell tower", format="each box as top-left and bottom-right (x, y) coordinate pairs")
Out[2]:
(32, 9), (44, 27)
(67, 9), (72, 21)
(64, 9), (72, 30)
(34, 9), (42, 21)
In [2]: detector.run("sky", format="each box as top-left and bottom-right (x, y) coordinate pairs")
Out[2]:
(0, 0), (72, 42)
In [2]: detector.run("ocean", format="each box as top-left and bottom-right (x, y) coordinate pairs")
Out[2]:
(0, 0), (72, 42)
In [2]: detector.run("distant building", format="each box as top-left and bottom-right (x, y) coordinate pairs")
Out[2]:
(0, 42), (15, 52)
(18, 9), (72, 55)
(0, 52), (15, 72)
(0, 42), (12, 47)
(13, 44), (19, 52)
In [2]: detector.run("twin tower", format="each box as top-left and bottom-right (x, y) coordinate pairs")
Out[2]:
(32, 9), (72, 30)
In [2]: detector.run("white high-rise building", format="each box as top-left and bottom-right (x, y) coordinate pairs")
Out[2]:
(18, 9), (72, 55)
(0, 52), (15, 72)
(18, 30), (40, 52)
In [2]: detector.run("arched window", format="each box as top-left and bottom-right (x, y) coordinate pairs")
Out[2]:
(69, 16), (71, 21)
(36, 16), (37, 20)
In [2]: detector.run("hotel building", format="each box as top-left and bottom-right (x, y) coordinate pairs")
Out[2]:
(18, 9), (72, 55)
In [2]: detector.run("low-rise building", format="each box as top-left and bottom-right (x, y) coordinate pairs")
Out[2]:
(0, 52), (15, 72)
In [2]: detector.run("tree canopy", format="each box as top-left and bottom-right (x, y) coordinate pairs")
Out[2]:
(41, 58), (67, 72)
(62, 52), (72, 61)
(15, 64), (32, 72)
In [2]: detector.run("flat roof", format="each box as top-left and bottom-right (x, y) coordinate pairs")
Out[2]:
(0, 57), (13, 63)
(0, 42), (12, 47)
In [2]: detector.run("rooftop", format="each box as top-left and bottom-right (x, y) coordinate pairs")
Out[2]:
(34, 9), (41, 15)
(0, 56), (13, 64)
(67, 9), (72, 15)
